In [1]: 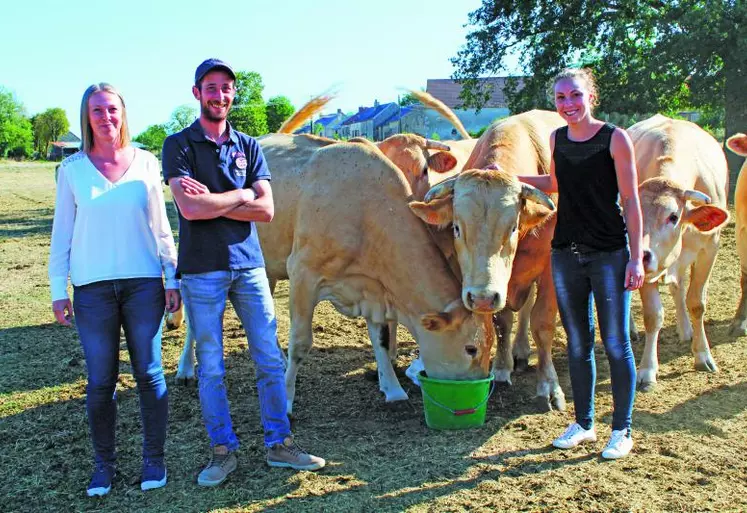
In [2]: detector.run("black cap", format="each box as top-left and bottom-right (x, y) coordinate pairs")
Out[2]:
(194, 58), (236, 85)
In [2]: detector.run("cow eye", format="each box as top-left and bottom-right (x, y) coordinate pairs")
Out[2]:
(465, 345), (478, 357)
(423, 164), (428, 176)
(453, 224), (461, 238)
(667, 213), (678, 224)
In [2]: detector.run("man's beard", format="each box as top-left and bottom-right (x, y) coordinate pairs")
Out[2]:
(201, 101), (230, 122)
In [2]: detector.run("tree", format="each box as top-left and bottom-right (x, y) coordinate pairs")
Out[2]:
(229, 104), (268, 137)
(399, 91), (422, 106)
(0, 88), (33, 158)
(134, 124), (168, 154)
(169, 105), (197, 133)
(265, 96), (295, 133)
(32, 107), (69, 158)
(228, 70), (268, 136)
(451, 1), (747, 180)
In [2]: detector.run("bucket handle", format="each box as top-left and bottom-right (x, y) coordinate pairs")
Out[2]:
(421, 380), (495, 416)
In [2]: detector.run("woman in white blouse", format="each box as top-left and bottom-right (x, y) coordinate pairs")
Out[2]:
(49, 83), (179, 496)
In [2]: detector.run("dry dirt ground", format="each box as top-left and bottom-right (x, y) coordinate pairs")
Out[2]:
(1, 161), (746, 513)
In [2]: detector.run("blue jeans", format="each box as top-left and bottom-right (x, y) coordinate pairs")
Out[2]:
(73, 278), (168, 465)
(551, 245), (636, 431)
(180, 268), (290, 449)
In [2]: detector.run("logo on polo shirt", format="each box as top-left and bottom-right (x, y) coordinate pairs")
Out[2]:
(232, 151), (248, 176)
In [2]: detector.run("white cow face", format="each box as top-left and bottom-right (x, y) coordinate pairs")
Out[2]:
(639, 178), (729, 282)
(409, 169), (555, 314)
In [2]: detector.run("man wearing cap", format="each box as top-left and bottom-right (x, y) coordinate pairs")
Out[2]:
(162, 58), (325, 487)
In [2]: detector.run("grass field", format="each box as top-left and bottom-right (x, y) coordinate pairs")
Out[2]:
(1, 160), (747, 513)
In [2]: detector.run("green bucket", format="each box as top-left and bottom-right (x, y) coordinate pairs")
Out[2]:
(418, 371), (495, 430)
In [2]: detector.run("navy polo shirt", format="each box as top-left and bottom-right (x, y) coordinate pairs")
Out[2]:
(162, 120), (270, 275)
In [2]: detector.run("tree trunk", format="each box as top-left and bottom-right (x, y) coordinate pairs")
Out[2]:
(724, 60), (747, 202)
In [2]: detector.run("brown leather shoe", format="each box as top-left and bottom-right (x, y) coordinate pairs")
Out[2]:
(267, 437), (325, 471)
(197, 445), (237, 486)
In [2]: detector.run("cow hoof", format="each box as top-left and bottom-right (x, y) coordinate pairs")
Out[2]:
(176, 376), (196, 387)
(729, 321), (747, 337)
(551, 394), (566, 412)
(493, 369), (512, 385)
(383, 389), (409, 403)
(513, 357), (529, 373)
(637, 380), (656, 393)
(694, 356), (718, 373)
(535, 396), (552, 413)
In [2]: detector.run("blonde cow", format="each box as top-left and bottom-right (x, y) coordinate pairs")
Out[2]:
(726, 133), (747, 336)
(628, 115), (730, 391)
(411, 110), (567, 411)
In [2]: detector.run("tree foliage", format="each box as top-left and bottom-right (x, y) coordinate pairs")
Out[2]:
(32, 107), (69, 158)
(399, 91), (421, 106)
(0, 88), (33, 158)
(134, 124), (168, 154)
(169, 105), (197, 133)
(265, 96), (295, 133)
(228, 71), (268, 136)
(451, 1), (747, 177)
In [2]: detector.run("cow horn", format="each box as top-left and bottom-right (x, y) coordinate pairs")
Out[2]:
(424, 176), (457, 202)
(682, 190), (711, 205)
(425, 139), (451, 151)
(520, 183), (556, 211)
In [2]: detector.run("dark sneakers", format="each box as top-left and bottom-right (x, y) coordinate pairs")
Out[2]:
(197, 445), (238, 487)
(267, 437), (325, 471)
(141, 459), (167, 491)
(87, 463), (115, 497)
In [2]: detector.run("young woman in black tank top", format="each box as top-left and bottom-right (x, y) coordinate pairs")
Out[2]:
(517, 68), (643, 460)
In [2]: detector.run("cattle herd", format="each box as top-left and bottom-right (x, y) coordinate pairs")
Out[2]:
(166, 94), (747, 420)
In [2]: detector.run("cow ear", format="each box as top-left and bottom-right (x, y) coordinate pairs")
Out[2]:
(421, 302), (469, 332)
(683, 205), (729, 232)
(409, 196), (454, 226)
(726, 133), (747, 157)
(519, 196), (556, 234)
(427, 151), (458, 174)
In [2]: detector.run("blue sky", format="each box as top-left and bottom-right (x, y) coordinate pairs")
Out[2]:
(0, 0), (522, 137)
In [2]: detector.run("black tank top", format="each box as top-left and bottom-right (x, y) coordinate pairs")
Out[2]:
(552, 123), (627, 250)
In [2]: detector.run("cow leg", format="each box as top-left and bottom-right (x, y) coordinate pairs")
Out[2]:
(367, 322), (408, 402)
(668, 266), (694, 344)
(532, 270), (565, 412)
(638, 281), (663, 391)
(176, 314), (197, 386)
(285, 270), (317, 416)
(387, 321), (399, 363)
(512, 283), (535, 372)
(687, 243), (718, 373)
(491, 310), (514, 385)
(729, 270), (747, 337)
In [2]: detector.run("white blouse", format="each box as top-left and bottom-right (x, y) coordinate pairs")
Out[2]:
(48, 148), (179, 301)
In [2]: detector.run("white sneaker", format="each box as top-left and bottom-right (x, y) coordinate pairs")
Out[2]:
(552, 423), (597, 449)
(602, 429), (633, 459)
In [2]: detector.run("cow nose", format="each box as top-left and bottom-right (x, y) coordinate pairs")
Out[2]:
(642, 250), (652, 267)
(466, 291), (500, 313)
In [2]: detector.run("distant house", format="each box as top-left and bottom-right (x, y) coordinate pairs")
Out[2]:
(296, 109), (349, 138)
(339, 100), (399, 141)
(48, 131), (81, 160)
(380, 106), (424, 140)
(422, 77), (526, 139)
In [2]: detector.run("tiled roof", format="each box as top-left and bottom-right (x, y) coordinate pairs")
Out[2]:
(425, 77), (526, 109)
(315, 113), (341, 127)
(57, 131), (81, 143)
(341, 102), (396, 125)
(381, 105), (413, 125)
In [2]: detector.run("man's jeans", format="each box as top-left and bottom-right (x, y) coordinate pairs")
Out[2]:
(73, 278), (168, 465)
(551, 245), (636, 432)
(181, 268), (290, 449)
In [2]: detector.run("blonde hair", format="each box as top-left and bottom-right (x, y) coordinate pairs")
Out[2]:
(80, 83), (131, 153)
(548, 68), (600, 110)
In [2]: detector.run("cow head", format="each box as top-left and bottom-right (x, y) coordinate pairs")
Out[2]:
(409, 168), (556, 313)
(416, 299), (494, 379)
(377, 134), (458, 200)
(639, 177), (729, 281)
